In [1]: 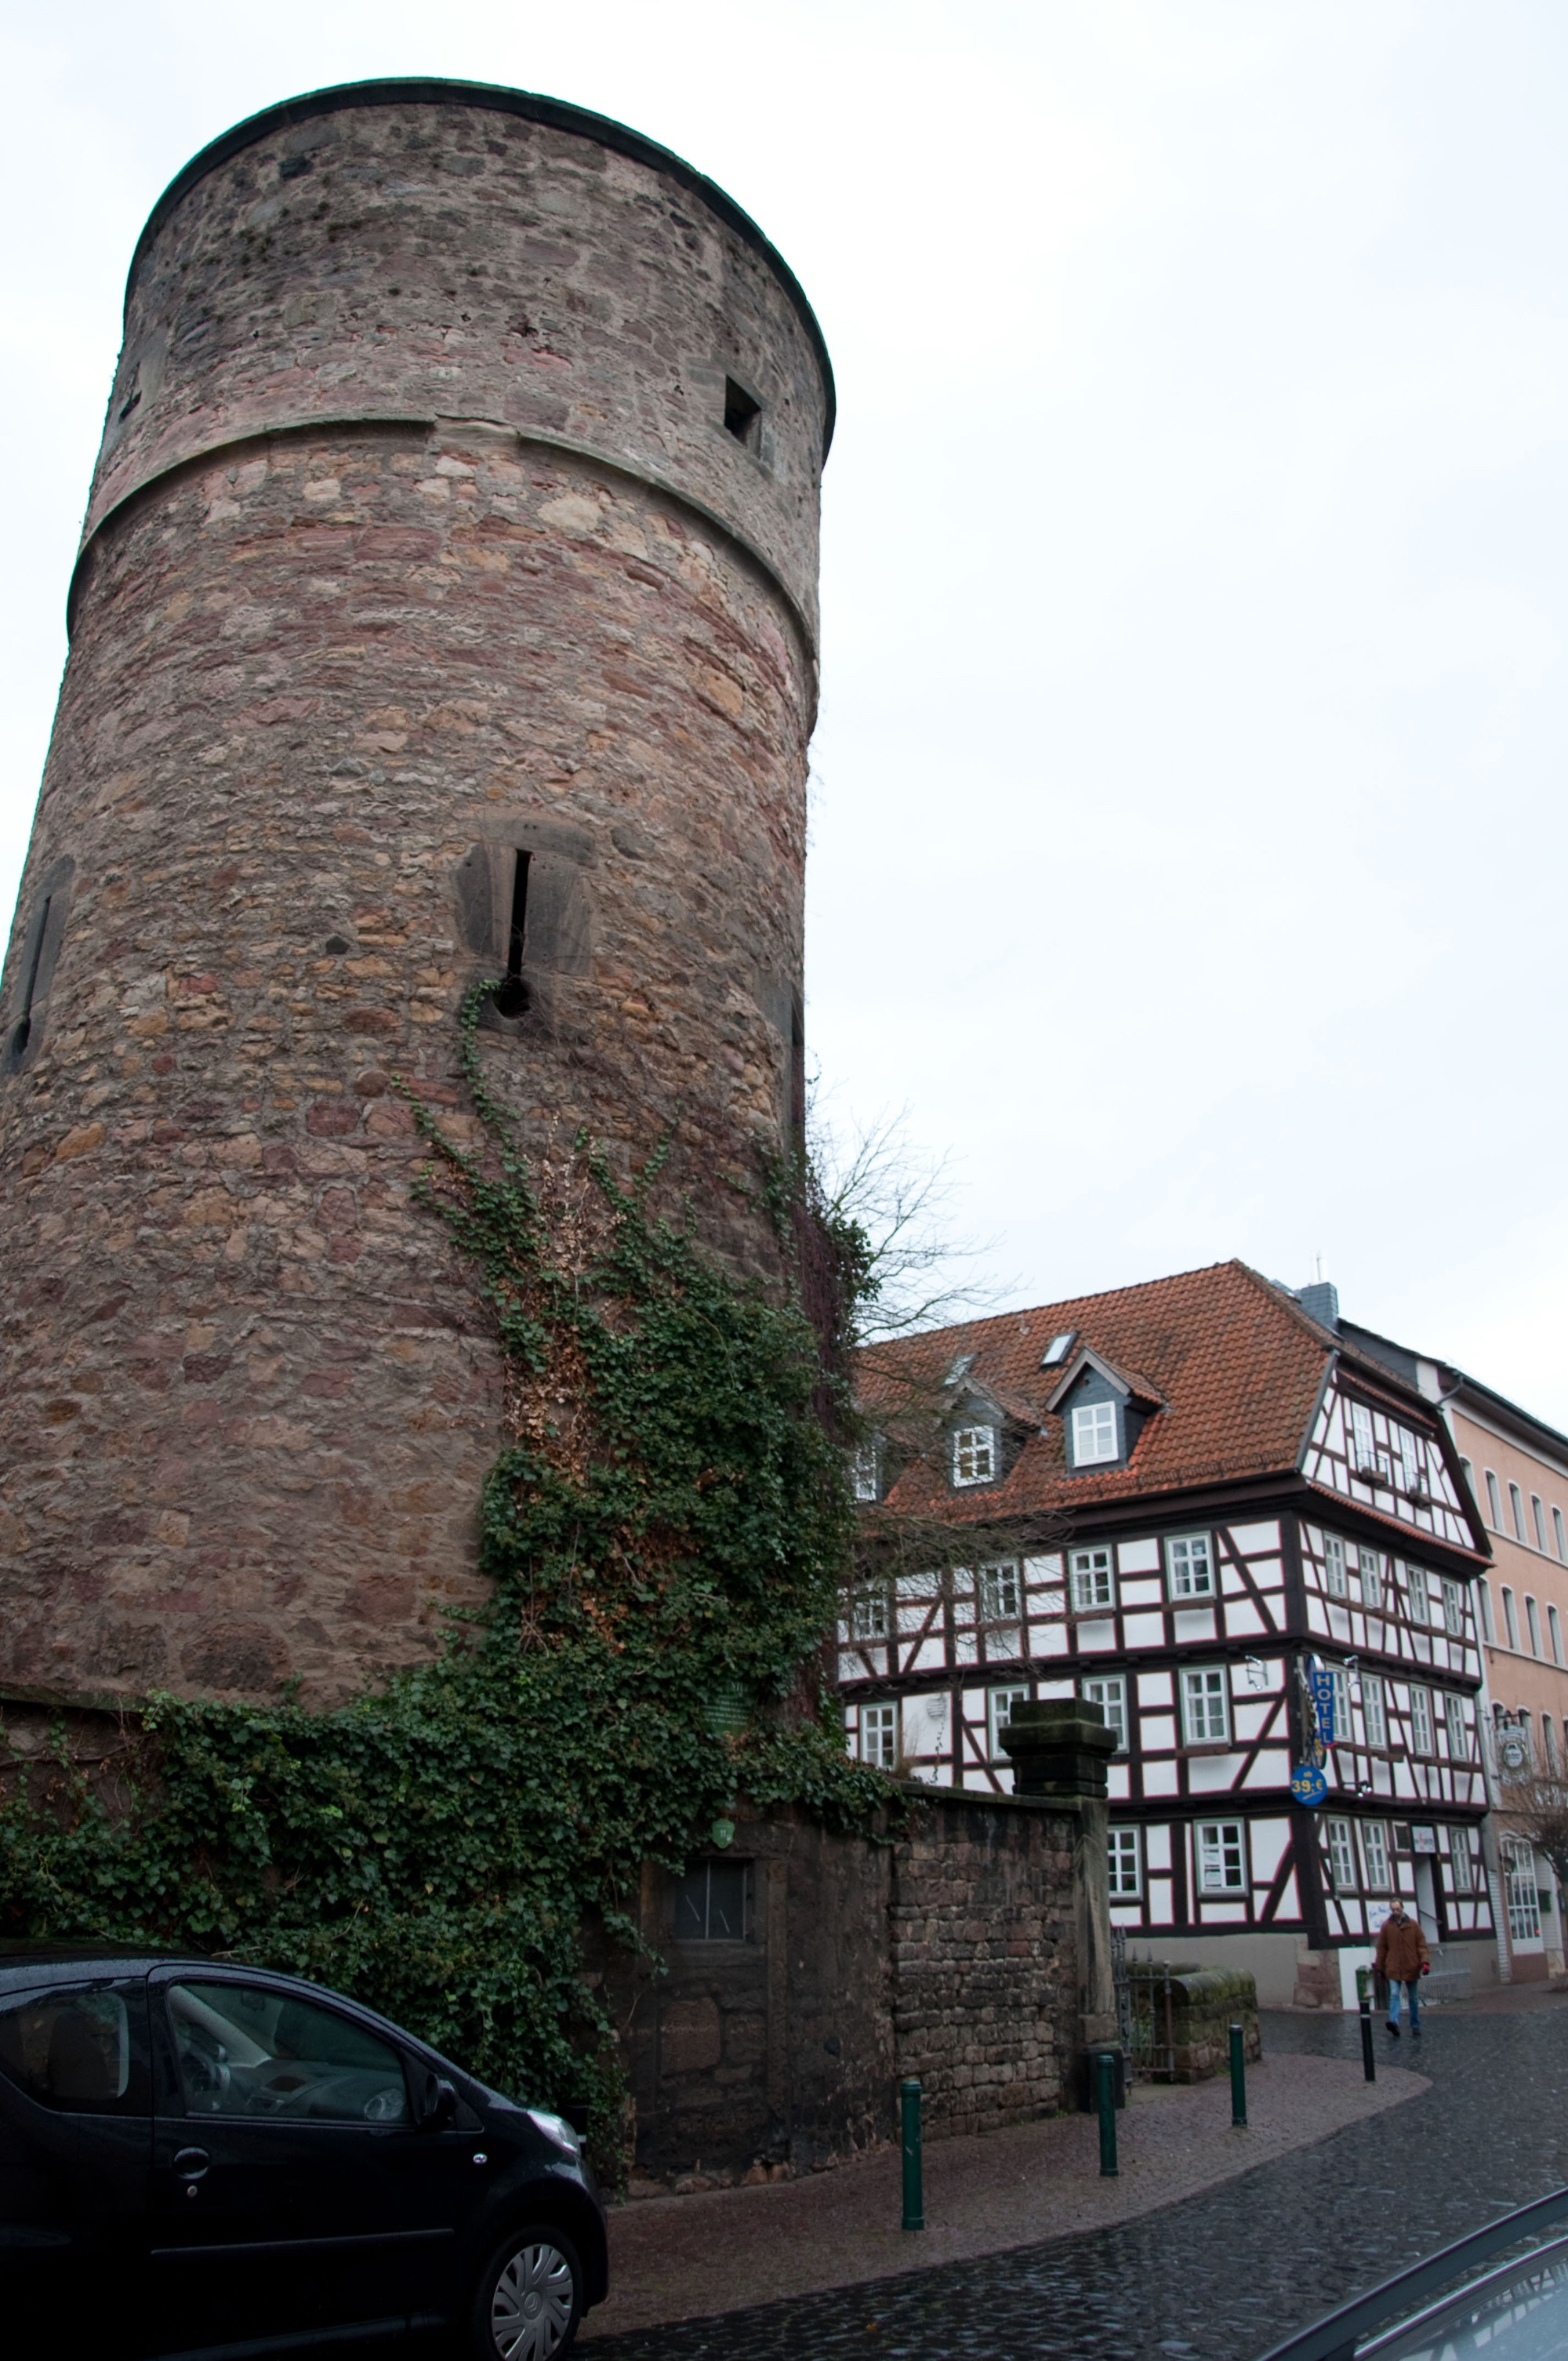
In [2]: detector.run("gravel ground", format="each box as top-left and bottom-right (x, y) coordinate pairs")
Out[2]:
(581, 1998), (1568, 2361)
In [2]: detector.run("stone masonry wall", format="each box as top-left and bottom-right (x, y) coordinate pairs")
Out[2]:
(891, 1795), (1076, 2138)
(0, 89), (829, 1709)
(596, 1791), (1086, 2187)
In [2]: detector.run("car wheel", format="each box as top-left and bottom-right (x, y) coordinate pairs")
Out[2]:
(470, 2224), (583, 2361)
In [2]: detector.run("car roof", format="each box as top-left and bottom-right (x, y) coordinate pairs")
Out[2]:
(0, 1940), (187, 1987)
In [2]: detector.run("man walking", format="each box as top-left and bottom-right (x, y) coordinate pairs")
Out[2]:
(1375, 1895), (1430, 2037)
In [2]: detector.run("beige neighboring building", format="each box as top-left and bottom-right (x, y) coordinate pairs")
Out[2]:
(1343, 1309), (1568, 1981)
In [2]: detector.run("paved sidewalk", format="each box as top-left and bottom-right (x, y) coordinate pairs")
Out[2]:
(583, 2051), (1424, 2341)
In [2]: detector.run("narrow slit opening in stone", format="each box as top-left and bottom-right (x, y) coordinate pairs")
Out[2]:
(492, 852), (532, 1017)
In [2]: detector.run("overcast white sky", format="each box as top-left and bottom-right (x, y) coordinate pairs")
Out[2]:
(3, 2), (1567, 1419)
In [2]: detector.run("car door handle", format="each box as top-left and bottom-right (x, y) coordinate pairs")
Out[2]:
(173, 2148), (210, 2181)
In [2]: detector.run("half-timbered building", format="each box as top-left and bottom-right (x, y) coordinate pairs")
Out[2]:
(844, 1261), (1496, 2007)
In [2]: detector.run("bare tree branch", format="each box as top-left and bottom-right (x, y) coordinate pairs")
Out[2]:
(807, 1083), (1011, 1343)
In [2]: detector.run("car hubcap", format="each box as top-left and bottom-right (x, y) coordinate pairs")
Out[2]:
(491, 2243), (575, 2359)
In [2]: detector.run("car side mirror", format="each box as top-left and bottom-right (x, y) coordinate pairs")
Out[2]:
(416, 2071), (458, 2132)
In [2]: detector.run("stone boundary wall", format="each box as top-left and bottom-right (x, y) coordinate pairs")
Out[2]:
(597, 1786), (1091, 2187)
(891, 1794), (1076, 2139)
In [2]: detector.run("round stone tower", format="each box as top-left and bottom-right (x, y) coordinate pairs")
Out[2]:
(0, 81), (831, 1705)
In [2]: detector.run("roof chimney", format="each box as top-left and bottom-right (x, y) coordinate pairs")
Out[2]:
(1298, 1280), (1339, 1332)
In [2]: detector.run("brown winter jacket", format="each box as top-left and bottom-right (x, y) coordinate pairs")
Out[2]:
(1375, 1910), (1430, 1981)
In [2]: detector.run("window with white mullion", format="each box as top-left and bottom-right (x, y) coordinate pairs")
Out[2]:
(1080, 1674), (1128, 1754)
(1325, 1817), (1356, 1892)
(1108, 1827), (1142, 1898)
(987, 1685), (1027, 1762)
(1323, 1534), (1348, 1600)
(1409, 1685), (1432, 1757)
(1361, 1674), (1387, 1751)
(1071, 1400), (1119, 1466)
(1069, 1547), (1116, 1614)
(1181, 1666), (1230, 1746)
(1166, 1533), (1214, 1599)
(1196, 1820), (1246, 1894)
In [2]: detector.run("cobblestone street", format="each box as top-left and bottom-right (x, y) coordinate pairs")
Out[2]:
(586, 2000), (1568, 2361)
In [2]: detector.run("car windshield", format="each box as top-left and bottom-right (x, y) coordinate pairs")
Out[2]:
(168, 1981), (410, 2124)
(1362, 2236), (1568, 2360)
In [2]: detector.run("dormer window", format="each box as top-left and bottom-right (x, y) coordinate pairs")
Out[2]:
(1070, 1401), (1118, 1466)
(952, 1426), (996, 1487)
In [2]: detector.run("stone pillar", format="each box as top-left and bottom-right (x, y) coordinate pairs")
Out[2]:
(1001, 1699), (1120, 2097)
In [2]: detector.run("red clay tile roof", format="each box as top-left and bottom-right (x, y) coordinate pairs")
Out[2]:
(857, 1259), (1433, 1524)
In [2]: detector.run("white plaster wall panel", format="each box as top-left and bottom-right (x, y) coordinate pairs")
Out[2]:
(1138, 1671), (1174, 1706)
(1224, 1600), (1267, 1640)
(1243, 1750), (1290, 1788)
(1229, 1523), (1282, 1553)
(1174, 1609), (1218, 1644)
(1123, 1613), (1164, 1648)
(1140, 1715), (1177, 1751)
(1117, 1539), (1160, 1574)
(1119, 1579), (1163, 1608)
(1145, 1826), (1173, 1871)
(1076, 1621), (1116, 1652)
(1189, 1755), (1245, 1792)
(1143, 1761), (1179, 1796)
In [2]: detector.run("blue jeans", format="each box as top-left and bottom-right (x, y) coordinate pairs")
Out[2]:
(1388, 1976), (1421, 2030)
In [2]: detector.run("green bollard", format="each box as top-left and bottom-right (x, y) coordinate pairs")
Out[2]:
(1229, 2021), (1247, 2128)
(900, 2076), (924, 2231)
(1097, 2051), (1118, 2177)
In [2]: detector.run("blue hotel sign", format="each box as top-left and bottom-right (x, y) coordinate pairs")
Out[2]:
(1308, 1668), (1336, 1745)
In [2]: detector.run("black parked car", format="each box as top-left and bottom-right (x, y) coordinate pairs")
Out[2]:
(0, 1941), (607, 2360)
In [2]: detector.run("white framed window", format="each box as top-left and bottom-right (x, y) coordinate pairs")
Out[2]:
(1071, 1400), (1119, 1466)
(1108, 1826), (1142, 1898)
(1362, 1674), (1387, 1750)
(1069, 1547), (1115, 1613)
(1443, 1691), (1468, 1760)
(1350, 1400), (1377, 1473)
(1181, 1666), (1230, 1746)
(1504, 1836), (1541, 1941)
(1552, 1604), (1564, 1667)
(1196, 1820), (1246, 1893)
(850, 1439), (880, 1502)
(952, 1426), (996, 1487)
(1555, 1506), (1566, 1563)
(851, 1589), (890, 1643)
(1166, 1533), (1214, 1599)
(1503, 1587), (1520, 1650)
(1486, 1469), (1502, 1527)
(1406, 1565), (1429, 1625)
(1528, 1596), (1544, 1658)
(1361, 1821), (1392, 1891)
(1399, 1431), (1424, 1493)
(1080, 1673), (1128, 1753)
(988, 1685), (1027, 1761)
(859, 1703), (897, 1769)
(978, 1563), (1021, 1623)
(1359, 1547), (1384, 1611)
(1449, 1841), (1473, 1895)
(1443, 1578), (1465, 1639)
(1409, 1686), (1432, 1756)
(1323, 1533), (1347, 1600)
(1326, 1818), (1356, 1891)
(1534, 1495), (1549, 1552)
